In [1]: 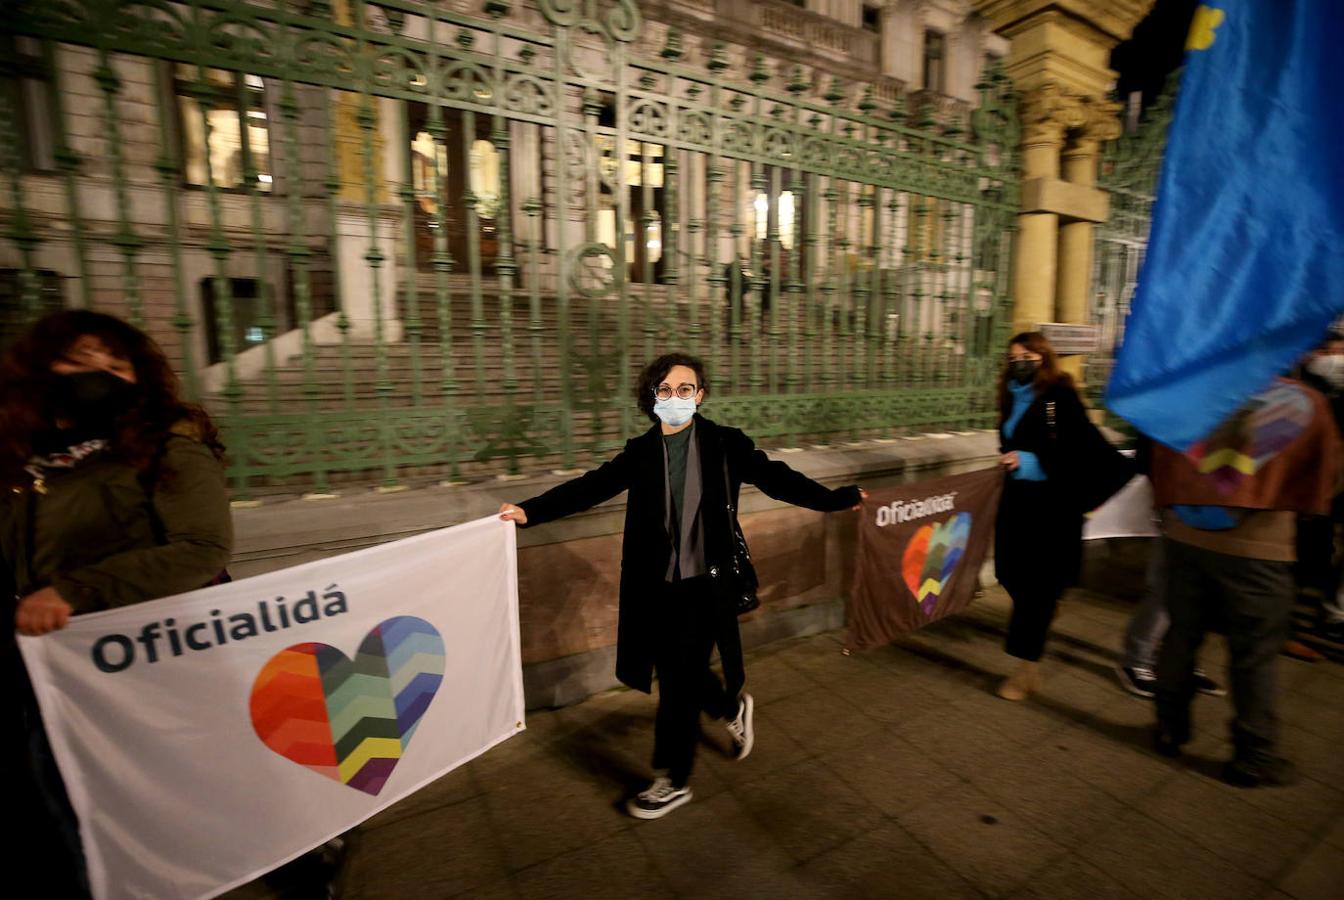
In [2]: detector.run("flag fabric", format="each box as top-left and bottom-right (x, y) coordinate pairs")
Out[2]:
(18, 516), (524, 900)
(848, 468), (1002, 650)
(1105, 1), (1344, 449)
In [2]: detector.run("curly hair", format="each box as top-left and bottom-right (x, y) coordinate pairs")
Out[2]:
(996, 331), (1076, 423)
(635, 353), (711, 424)
(0, 310), (223, 490)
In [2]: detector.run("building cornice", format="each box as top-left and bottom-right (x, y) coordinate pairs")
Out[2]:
(972, 0), (1154, 45)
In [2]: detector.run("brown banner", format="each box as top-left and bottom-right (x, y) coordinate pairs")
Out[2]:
(848, 467), (1004, 650)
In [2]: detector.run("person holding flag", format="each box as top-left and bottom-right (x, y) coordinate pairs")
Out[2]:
(1106, 1), (1344, 443)
(1103, 1), (1344, 784)
(1147, 376), (1340, 785)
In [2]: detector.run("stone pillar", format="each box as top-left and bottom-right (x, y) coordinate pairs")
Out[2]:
(974, 0), (1151, 359)
(1013, 89), (1067, 335)
(1056, 110), (1120, 325)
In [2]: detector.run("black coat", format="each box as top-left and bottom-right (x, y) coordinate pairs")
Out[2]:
(519, 414), (860, 693)
(995, 381), (1131, 595)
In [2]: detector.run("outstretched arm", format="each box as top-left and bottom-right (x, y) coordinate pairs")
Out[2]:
(502, 442), (635, 528)
(726, 429), (862, 512)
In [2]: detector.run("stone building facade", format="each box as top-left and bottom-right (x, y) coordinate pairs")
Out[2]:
(1, 0), (1155, 704)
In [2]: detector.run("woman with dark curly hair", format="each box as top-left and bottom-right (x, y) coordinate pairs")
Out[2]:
(500, 353), (864, 819)
(1, 310), (233, 895)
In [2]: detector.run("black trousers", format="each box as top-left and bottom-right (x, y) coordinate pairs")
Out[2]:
(651, 577), (744, 788)
(1156, 538), (1293, 762)
(1002, 579), (1065, 662)
(5, 651), (90, 898)
(1296, 513), (1339, 600)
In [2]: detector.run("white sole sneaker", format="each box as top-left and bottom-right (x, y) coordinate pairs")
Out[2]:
(731, 693), (755, 761)
(1114, 664), (1157, 699)
(626, 787), (692, 820)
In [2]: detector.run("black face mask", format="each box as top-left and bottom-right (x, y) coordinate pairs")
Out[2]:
(50, 370), (139, 426)
(1009, 359), (1039, 385)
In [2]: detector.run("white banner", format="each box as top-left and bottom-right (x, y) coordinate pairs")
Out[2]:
(19, 516), (524, 900)
(1084, 474), (1160, 540)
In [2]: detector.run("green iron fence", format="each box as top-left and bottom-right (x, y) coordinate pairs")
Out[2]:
(0, 0), (1021, 497)
(1087, 78), (1175, 414)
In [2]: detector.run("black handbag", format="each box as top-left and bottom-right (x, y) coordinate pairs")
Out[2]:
(1046, 399), (1136, 514)
(721, 456), (761, 616)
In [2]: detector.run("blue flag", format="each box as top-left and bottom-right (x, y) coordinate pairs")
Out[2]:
(1105, 1), (1344, 449)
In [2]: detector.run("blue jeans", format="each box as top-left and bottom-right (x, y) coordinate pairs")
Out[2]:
(1122, 538), (1168, 671)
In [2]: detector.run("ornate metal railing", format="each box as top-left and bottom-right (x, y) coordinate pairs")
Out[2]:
(0, 0), (1019, 497)
(1088, 76), (1176, 408)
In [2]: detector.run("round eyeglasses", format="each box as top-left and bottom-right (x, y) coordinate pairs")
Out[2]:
(654, 383), (699, 401)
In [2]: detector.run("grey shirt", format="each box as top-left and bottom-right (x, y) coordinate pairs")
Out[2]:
(665, 426), (693, 524)
(663, 424), (706, 581)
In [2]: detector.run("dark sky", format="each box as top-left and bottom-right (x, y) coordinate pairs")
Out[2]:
(1111, 0), (1198, 109)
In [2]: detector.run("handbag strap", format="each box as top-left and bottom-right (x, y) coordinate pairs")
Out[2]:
(721, 453), (735, 519)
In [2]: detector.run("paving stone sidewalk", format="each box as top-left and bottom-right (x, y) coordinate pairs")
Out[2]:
(230, 586), (1344, 900)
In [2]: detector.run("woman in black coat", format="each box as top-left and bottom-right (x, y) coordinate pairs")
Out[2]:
(995, 332), (1131, 701)
(500, 353), (862, 819)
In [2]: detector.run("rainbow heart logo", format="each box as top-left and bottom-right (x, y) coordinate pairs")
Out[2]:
(249, 616), (445, 796)
(902, 512), (972, 616)
(1186, 383), (1312, 495)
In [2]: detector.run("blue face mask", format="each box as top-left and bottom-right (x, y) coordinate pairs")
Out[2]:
(654, 396), (697, 427)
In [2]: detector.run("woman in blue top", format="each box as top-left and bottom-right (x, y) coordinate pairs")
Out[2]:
(995, 332), (1095, 701)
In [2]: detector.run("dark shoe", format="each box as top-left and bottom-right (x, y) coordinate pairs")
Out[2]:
(1222, 756), (1299, 788)
(725, 693), (755, 761)
(1193, 669), (1227, 697)
(320, 832), (356, 900)
(1317, 621), (1344, 644)
(626, 777), (692, 820)
(1115, 664), (1157, 699)
(1153, 727), (1184, 759)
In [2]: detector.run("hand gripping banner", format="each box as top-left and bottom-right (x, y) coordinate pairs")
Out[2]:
(848, 468), (1003, 650)
(19, 516), (525, 900)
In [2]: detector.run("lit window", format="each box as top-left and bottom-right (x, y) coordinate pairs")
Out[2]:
(645, 210), (662, 263)
(754, 190), (797, 251)
(469, 137), (500, 220)
(594, 127), (667, 283)
(176, 65), (272, 191)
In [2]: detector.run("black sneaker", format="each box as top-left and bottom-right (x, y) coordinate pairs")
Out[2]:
(1193, 669), (1227, 697)
(626, 777), (692, 820)
(1318, 621), (1344, 644)
(1153, 727), (1184, 759)
(319, 835), (350, 900)
(725, 693), (755, 760)
(1115, 664), (1157, 699)
(1222, 756), (1299, 788)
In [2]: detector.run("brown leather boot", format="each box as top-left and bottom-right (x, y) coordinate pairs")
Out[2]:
(997, 661), (1040, 701)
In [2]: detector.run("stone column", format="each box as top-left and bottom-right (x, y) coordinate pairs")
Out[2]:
(1012, 86), (1069, 335)
(1056, 107), (1120, 327)
(1055, 105), (1120, 381)
(1056, 137), (1097, 329)
(974, 0), (1151, 354)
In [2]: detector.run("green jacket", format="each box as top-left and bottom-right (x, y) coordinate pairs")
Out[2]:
(1, 431), (234, 614)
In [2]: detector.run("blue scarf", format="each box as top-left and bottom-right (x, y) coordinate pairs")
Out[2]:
(1003, 380), (1035, 439)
